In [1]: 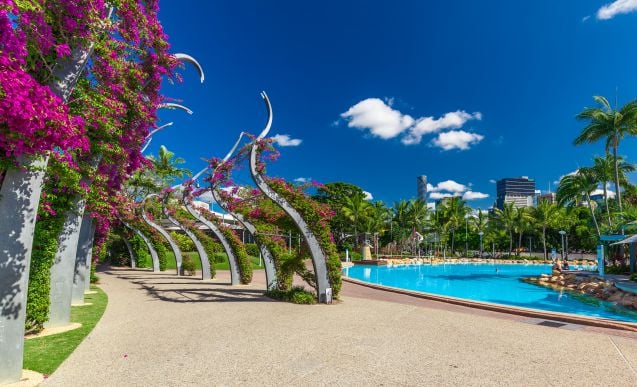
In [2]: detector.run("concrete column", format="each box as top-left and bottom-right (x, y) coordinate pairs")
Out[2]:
(72, 215), (93, 304)
(630, 243), (636, 273)
(47, 195), (87, 327)
(0, 155), (49, 383)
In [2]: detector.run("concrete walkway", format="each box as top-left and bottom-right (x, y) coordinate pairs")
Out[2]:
(44, 267), (637, 386)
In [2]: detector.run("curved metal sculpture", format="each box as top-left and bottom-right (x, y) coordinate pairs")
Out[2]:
(174, 53), (205, 83)
(121, 219), (160, 272)
(121, 234), (137, 268)
(249, 92), (332, 303)
(162, 195), (212, 280)
(157, 102), (193, 115)
(211, 189), (277, 289)
(204, 133), (277, 289)
(141, 122), (173, 153)
(141, 194), (183, 275)
(182, 191), (241, 285)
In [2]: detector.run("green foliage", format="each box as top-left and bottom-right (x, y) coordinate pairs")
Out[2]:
(605, 265), (629, 274)
(630, 273), (637, 281)
(130, 233), (151, 268)
(245, 242), (260, 257)
(269, 179), (342, 297)
(219, 226), (252, 284)
(26, 162), (75, 334)
(213, 252), (227, 263)
(170, 231), (195, 252)
(182, 255), (197, 276)
(349, 251), (363, 261)
(156, 241), (168, 271)
(265, 286), (317, 304)
(27, 213), (65, 334)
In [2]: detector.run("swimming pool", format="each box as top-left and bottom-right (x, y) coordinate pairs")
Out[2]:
(343, 263), (637, 323)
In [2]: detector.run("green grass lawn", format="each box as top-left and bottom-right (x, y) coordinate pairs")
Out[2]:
(23, 286), (108, 376)
(163, 251), (265, 271)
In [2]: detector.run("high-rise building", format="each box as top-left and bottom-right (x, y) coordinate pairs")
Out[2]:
(417, 175), (427, 202)
(496, 176), (535, 209)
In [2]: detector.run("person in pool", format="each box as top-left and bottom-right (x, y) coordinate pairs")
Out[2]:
(563, 258), (570, 270)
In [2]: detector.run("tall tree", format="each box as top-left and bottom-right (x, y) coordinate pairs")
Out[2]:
(493, 202), (517, 256)
(147, 145), (191, 187)
(574, 96), (637, 212)
(341, 191), (371, 247)
(531, 201), (561, 260)
(590, 154), (635, 228)
(556, 169), (601, 236)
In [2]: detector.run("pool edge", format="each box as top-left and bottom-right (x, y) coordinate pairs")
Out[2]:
(342, 276), (637, 332)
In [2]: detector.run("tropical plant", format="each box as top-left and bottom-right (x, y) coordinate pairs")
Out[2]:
(556, 169), (601, 236)
(574, 96), (637, 211)
(531, 201), (561, 260)
(492, 202), (517, 256)
(147, 145), (192, 187)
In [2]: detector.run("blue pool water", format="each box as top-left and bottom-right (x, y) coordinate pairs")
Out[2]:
(343, 264), (637, 323)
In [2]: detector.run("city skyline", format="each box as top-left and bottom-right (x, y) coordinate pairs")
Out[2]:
(153, 1), (637, 209)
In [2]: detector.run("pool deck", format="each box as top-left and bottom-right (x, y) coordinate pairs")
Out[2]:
(43, 267), (637, 386)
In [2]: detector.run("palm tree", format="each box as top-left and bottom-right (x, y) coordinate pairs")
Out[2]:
(493, 202), (517, 257)
(392, 200), (410, 241)
(406, 199), (429, 231)
(574, 96), (637, 212)
(556, 168), (601, 236)
(590, 154), (636, 228)
(513, 207), (533, 256)
(147, 145), (191, 187)
(341, 191), (371, 247)
(439, 197), (469, 254)
(531, 201), (561, 261)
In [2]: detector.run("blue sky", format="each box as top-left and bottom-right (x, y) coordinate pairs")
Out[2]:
(152, 0), (637, 209)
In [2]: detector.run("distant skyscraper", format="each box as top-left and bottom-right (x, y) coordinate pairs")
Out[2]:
(496, 176), (535, 209)
(417, 175), (427, 202)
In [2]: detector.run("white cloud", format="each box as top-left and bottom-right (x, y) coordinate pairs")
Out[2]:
(429, 192), (456, 200)
(363, 191), (373, 201)
(462, 191), (489, 200)
(340, 98), (414, 139)
(429, 180), (467, 193)
(402, 111), (482, 145)
(272, 134), (302, 147)
(431, 130), (484, 151)
(597, 0), (637, 20)
(582, 15), (591, 22)
(294, 177), (310, 183)
(489, 179), (496, 184)
(340, 98), (483, 148)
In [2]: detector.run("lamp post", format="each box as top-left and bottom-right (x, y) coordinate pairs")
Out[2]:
(559, 230), (566, 260)
(465, 215), (469, 258)
(478, 231), (484, 259)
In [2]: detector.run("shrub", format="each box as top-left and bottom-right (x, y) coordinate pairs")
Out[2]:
(605, 265), (629, 275)
(349, 251), (363, 261)
(245, 243), (260, 257)
(629, 273), (637, 282)
(265, 286), (317, 304)
(214, 252), (227, 263)
(170, 231), (195, 252)
(182, 255), (197, 276)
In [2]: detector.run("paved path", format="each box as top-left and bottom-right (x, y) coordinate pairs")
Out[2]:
(45, 267), (637, 386)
